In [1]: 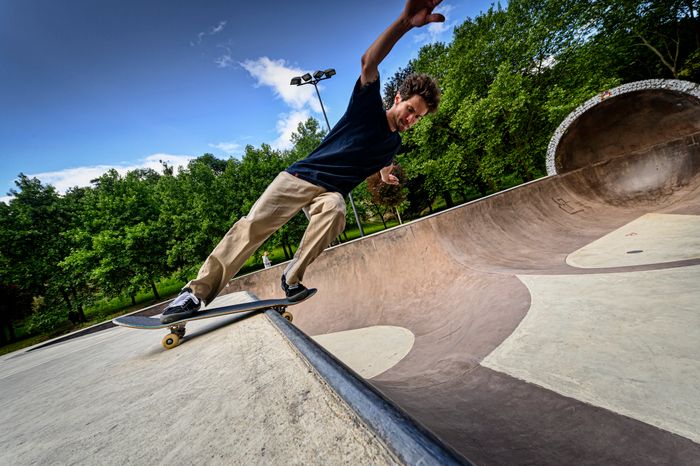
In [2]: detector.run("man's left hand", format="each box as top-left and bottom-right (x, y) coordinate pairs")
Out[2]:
(381, 173), (400, 185)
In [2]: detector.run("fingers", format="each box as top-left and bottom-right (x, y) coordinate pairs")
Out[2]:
(406, 0), (445, 27)
(427, 13), (445, 23)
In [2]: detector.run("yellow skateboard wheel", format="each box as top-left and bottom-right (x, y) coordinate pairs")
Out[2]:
(162, 333), (180, 349)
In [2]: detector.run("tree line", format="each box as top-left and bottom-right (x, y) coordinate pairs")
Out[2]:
(1, 0), (697, 342)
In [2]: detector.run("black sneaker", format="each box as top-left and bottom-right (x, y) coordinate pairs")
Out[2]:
(281, 275), (311, 302)
(160, 288), (201, 324)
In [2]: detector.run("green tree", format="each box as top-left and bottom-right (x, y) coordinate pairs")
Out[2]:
(590, 0), (700, 80)
(159, 155), (237, 281)
(0, 281), (32, 343)
(87, 169), (168, 302)
(54, 186), (97, 321)
(400, 0), (630, 203)
(0, 175), (81, 325)
(286, 118), (327, 163)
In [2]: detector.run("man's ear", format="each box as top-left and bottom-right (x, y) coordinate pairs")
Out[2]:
(394, 93), (402, 106)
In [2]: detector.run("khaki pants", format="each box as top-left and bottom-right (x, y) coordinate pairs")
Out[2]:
(187, 172), (346, 304)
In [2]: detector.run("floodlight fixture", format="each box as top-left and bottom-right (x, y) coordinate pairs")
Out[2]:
(313, 70), (324, 79)
(323, 68), (336, 77)
(290, 76), (302, 86)
(301, 73), (312, 82)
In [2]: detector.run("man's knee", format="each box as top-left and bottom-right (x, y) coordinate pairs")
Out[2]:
(314, 194), (344, 216)
(325, 196), (346, 224)
(314, 196), (345, 236)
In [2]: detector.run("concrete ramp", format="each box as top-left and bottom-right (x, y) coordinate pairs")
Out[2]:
(2, 291), (471, 465)
(227, 80), (700, 465)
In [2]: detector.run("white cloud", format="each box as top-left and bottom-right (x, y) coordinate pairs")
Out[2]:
(191, 20), (228, 46)
(32, 166), (116, 193)
(209, 141), (243, 154)
(214, 43), (236, 69)
(240, 57), (327, 148)
(2, 153), (195, 203)
(240, 57), (322, 113)
(271, 110), (311, 150)
(211, 21), (227, 35)
(413, 3), (456, 45)
(215, 53), (234, 68)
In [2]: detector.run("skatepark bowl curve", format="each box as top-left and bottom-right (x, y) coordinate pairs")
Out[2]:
(226, 80), (700, 465)
(1, 79), (699, 466)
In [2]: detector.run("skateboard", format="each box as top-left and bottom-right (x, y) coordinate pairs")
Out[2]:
(112, 289), (316, 349)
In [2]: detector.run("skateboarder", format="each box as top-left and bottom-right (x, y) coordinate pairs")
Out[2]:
(161, 0), (444, 324)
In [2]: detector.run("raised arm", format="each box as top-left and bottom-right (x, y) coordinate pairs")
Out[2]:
(360, 0), (445, 86)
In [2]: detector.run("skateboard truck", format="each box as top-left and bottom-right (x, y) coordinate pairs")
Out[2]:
(272, 305), (294, 323)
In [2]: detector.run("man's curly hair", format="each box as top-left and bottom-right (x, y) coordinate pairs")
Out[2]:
(398, 74), (441, 114)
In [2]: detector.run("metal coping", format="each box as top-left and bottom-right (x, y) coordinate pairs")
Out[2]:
(265, 309), (473, 466)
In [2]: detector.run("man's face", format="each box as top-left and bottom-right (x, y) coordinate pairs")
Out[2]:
(390, 93), (430, 132)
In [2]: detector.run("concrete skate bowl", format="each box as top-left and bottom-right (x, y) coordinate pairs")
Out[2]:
(228, 80), (700, 465)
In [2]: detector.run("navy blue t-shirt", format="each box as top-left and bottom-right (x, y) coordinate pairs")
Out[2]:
(286, 77), (401, 197)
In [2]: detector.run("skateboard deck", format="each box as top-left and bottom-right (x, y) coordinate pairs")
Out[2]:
(113, 289), (316, 349)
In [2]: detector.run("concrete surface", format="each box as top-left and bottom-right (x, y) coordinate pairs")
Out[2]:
(484, 265), (700, 443)
(312, 326), (415, 378)
(226, 86), (700, 465)
(0, 292), (401, 465)
(567, 212), (700, 267)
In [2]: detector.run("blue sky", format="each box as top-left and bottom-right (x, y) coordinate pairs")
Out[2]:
(0, 0), (495, 202)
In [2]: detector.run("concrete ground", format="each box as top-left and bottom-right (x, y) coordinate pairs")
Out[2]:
(0, 292), (401, 465)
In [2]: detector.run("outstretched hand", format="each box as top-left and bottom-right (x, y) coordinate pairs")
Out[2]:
(382, 173), (400, 185)
(359, 0), (446, 85)
(402, 0), (445, 28)
(380, 165), (400, 185)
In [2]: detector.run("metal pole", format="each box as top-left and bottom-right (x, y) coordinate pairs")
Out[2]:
(313, 83), (331, 132)
(313, 82), (365, 238)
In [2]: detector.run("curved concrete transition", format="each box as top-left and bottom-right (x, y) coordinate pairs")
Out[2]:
(227, 80), (700, 465)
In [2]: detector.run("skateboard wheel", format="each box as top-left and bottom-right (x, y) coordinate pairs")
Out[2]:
(162, 333), (180, 349)
(281, 311), (293, 322)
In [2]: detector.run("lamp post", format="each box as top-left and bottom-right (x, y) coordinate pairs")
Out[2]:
(290, 69), (365, 238)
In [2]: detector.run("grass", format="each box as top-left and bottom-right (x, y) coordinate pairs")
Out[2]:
(83, 277), (183, 322)
(0, 278), (187, 356)
(0, 334), (51, 356)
